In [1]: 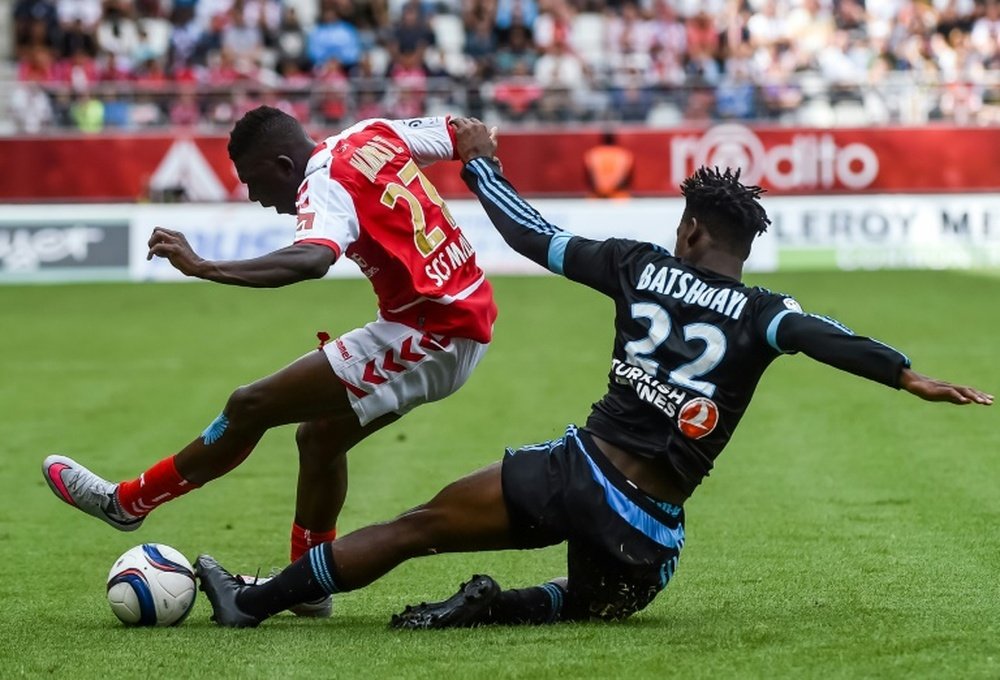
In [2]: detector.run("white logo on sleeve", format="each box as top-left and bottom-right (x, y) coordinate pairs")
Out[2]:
(406, 117), (444, 128)
(783, 297), (802, 312)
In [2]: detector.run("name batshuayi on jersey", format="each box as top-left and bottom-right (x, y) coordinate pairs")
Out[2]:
(293, 117), (497, 343)
(583, 240), (796, 494)
(458, 156), (909, 498)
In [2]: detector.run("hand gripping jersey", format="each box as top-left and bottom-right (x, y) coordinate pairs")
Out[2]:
(295, 117), (497, 343)
(462, 157), (912, 496)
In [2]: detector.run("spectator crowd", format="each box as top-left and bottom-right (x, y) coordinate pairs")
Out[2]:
(8, 0), (1000, 132)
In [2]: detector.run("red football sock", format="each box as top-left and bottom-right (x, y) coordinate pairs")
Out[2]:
(116, 456), (199, 518)
(290, 522), (337, 562)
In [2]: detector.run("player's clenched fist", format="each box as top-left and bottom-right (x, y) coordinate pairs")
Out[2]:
(147, 227), (205, 277)
(450, 117), (500, 166)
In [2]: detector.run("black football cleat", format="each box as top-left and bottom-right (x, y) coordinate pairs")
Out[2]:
(390, 574), (500, 630)
(194, 554), (262, 628)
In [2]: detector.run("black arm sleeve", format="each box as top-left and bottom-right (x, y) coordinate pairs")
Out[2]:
(461, 156), (634, 296)
(461, 156), (562, 271)
(772, 311), (912, 389)
(559, 236), (634, 297)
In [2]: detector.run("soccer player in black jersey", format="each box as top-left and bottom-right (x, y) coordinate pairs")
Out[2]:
(195, 119), (993, 629)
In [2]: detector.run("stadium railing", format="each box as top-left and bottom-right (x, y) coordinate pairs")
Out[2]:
(3, 71), (1000, 134)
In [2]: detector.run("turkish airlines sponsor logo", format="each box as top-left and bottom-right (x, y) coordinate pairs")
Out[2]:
(670, 124), (879, 191)
(676, 397), (719, 440)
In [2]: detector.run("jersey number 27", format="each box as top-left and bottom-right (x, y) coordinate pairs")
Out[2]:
(380, 159), (457, 258)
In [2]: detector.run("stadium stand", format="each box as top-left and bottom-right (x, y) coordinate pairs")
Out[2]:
(4, 0), (1000, 132)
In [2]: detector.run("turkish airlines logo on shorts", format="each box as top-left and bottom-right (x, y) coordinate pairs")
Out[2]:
(670, 124), (879, 191)
(677, 397), (719, 440)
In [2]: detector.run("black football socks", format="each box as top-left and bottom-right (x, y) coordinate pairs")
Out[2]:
(236, 543), (341, 620)
(484, 581), (567, 625)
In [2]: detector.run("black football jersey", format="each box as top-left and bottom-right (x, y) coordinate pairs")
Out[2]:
(462, 157), (911, 495)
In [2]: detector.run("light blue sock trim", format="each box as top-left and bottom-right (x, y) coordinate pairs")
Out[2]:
(308, 546), (338, 594)
(201, 413), (229, 445)
(540, 582), (564, 623)
(308, 548), (331, 593)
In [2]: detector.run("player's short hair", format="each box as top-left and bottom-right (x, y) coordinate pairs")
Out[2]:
(680, 166), (770, 259)
(227, 105), (302, 162)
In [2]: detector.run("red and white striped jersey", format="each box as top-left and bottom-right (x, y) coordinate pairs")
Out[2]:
(294, 117), (497, 343)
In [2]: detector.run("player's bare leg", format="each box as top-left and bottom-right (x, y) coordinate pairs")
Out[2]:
(43, 351), (358, 529)
(292, 411), (400, 543)
(196, 463), (518, 626)
(271, 411), (399, 618)
(172, 351), (350, 482)
(330, 463), (514, 586)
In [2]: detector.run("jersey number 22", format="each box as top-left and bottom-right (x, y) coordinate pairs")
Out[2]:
(624, 302), (727, 398)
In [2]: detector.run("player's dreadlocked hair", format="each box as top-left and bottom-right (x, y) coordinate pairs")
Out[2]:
(680, 166), (771, 258)
(227, 105), (303, 161)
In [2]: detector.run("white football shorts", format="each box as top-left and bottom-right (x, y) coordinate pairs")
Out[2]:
(322, 318), (489, 426)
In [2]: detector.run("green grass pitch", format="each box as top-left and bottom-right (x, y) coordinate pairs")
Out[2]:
(1, 271), (998, 679)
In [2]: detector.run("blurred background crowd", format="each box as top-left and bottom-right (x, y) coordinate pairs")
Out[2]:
(6, 0), (1000, 133)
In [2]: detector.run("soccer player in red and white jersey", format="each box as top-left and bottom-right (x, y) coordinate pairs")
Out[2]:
(42, 107), (497, 617)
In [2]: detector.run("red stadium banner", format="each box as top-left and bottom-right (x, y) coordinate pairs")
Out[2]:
(2, 125), (999, 201)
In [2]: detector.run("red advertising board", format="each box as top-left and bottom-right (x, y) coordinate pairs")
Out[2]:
(2, 125), (998, 201)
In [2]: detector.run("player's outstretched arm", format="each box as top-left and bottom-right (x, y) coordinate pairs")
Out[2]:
(452, 118), (632, 297)
(147, 227), (334, 287)
(451, 118), (562, 271)
(899, 368), (993, 405)
(771, 310), (993, 406)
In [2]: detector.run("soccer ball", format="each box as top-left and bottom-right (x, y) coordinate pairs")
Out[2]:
(106, 544), (197, 626)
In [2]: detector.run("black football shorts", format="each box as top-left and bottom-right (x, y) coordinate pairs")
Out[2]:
(501, 425), (685, 620)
